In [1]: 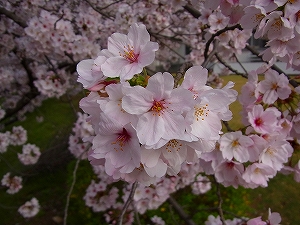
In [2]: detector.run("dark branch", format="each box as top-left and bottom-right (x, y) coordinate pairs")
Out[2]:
(183, 4), (201, 18)
(167, 195), (197, 225)
(0, 7), (27, 28)
(204, 24), (242, 60)
(117, 182), (138, 225)
(246, 45), (299, 88)
(215, 53), (247, 78)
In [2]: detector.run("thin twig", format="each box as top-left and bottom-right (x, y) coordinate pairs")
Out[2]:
(0, 154), (36, 176)
(84, 0), (114, 20)
(117, 181), (138, 225)
(204, 24), (242, 60)
(233, 53), (248, 77)
(246, 45), (299, 88)
(63, 157), (81, 225)
(222, 121), (234, 132)
(167, 195), (197, 225)
(133, 206), (141, 225)
(202, 40), (218, 69)
(215, 53), (247, 78)
(214, 178), (226, 225)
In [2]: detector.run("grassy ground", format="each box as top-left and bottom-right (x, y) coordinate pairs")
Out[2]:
(0, 94), (80, 225)
(0, 75), (299, 224)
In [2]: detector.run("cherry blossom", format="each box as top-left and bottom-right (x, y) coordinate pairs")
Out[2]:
(248, 105), (281, 134)
(101, 23), (159, 82)
(151, 215), (166, 225)
(1, 1), (300, 223)
(219, 131), (254, 163)
(89, 113), (141, 175)
(1, 172), (23, 194)
(0, 132), (10, 153)
(256, 69), (291, 104)
(122, 71), (194, 147)
(9, 126), (27, 146)
(18, 143), (41, 165)
(242, 163), (276, 188)
(18, 197), (40, 218)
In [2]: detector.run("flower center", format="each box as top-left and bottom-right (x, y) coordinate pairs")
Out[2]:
(194, 104), (209, 121)
(165, 139), (182, 153)
(271, 82), (278, 90)
(254, 168), (261, 174)
(112, 128), (131, 151)
(254, 117), (263, 126)
(120, 45), (139, 63)
(231, 139), (240, 148)
(252, 13), (264, 23)
(271, 18), (282, 31)
(226, 162), (235, 169)
(151, 100), (165, 116)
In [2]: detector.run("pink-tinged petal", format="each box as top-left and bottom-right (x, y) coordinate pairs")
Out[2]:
(268, 211), (281, 225)
(121, 62), (144, 81)
(138, 42), (159, 65)
(107, 33), (128, 55)
(77, 59), (94, 80)
(119, 163), (136, 174)
(141, 148), (161, 167)
(189, 110), (221, 140)
(167, 88), (194, 113)
(161, 112), (186, 140)
(107, 147), (132, 167)
(137, 112), (165, 146)
(94, 55), (108, 66)
(128, 23), (150, 49)
(92, 134), (115, 155)
(101, 57), (130, 78)
(262, 90), (278, 104)
(181, 66), (208, 89)
(122, 86), (153, 114)
(146, 72), (174, 99)
(162, 140), (187, 166)
(144, 159), (167, 177)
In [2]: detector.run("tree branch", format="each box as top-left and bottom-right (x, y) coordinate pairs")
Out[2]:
(63, 157), (81, 225)
(246, 45), (299, 88)
(183, 4), (201, 19)
(0, 7), (27, 28)
(167, 195), (197, 225)
(117, 181), (138, 225)
(214, 178), (226, 225)
(204, 24), (242, 60)
(215, 53), (247, 78)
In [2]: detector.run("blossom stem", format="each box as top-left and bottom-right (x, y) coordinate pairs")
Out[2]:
(117, 181), (138, 225)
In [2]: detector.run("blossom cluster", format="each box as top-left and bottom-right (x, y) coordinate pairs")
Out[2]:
(239, 0), (300, 69)
(77, 23), (237, 185)
(1, 0), (300, 223)
(205, 208), (281, 225)
(68, 112), (94, 159)
(237, 66), (300, 185)
(82, 159), (211, 221)
(0, 126), (27, 153)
